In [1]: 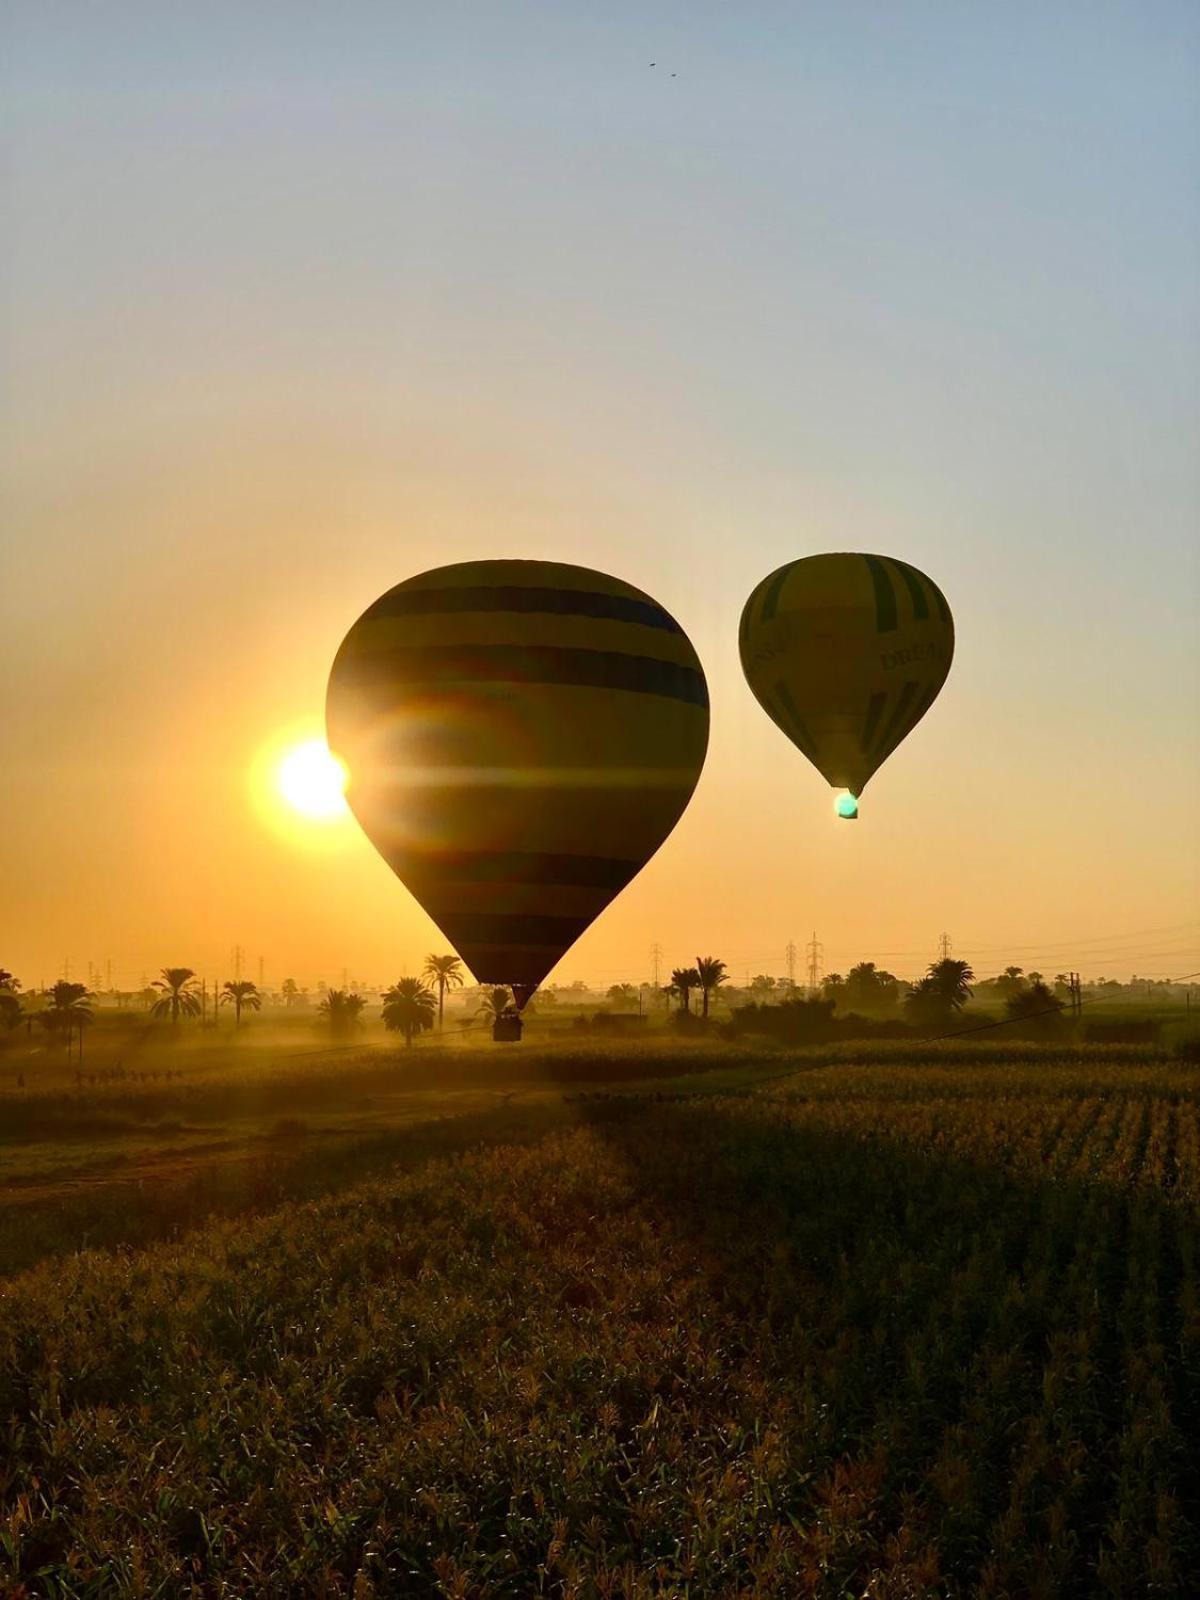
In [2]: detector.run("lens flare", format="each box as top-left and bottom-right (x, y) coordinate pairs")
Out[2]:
(277, 739), (349, 820)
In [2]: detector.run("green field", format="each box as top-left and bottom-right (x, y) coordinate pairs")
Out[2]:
(1, 1036), (1198, 1595)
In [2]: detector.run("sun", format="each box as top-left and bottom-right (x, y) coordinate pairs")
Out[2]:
(276, 739), (349, 821)
(249, 728), (356, 849)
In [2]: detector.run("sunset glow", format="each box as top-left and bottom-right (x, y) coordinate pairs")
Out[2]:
(276, 740), (349, 822)
(3, 3), (1195, 990)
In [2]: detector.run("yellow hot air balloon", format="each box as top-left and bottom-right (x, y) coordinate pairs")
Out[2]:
(740, 553), (953, 818)
(327, 559), (709, 1008)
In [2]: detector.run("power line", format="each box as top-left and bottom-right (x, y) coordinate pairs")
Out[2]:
(800, 922), (1200, 965)
(893, 922), (1200, 959)
(29, 918), (1197, 1000)
(933, 969), (1200, 1042)
(561, 923), (1199, 982)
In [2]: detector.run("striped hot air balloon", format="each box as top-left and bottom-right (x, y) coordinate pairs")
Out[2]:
(739, 553), (954, 817)
(327, 560), (709, 1007)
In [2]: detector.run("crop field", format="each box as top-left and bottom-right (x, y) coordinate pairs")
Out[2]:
(1, 1042), (1198, 1596)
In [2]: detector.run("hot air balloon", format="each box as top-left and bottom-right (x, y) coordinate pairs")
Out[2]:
(739, 553), (953, 818)
(327, 560), (709, 1015)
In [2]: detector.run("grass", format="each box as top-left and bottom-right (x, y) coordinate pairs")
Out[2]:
(0, 1035), (789, 1277)
(0, 1042), (1197, 1594)
(0, 1034), (1190, 1277)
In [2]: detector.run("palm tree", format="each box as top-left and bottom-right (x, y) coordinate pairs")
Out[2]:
(477, 986), (513, 1024)
(671, 966), (699, 1014)
(928, 958), (974, 1010)
(45, 980), (94, 1062)
(316, 989), (367, 1034)
(382, 978), (438, 1046)
(220, 979), (261, 1026)
(661, 982), (681, 1013)
(904, 976), (943, 1029)
(904, 958), (975, 1031)
(694, 956), (728, 1019)
(18, 991), (44, 1038)
(1004, 979), (1063, 1029)
(422, 954), (465, 1028)
(150, 968), (202, 1028)
(0, 968), (21, 1032)
(0, 991), (19, 1031)
(997, 965), (1025, 1000)
(843, 962), (901, 1014)
(281, 977), (300, 1007)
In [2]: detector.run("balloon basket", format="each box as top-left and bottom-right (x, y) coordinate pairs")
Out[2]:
(493, 1013), (523, 1043)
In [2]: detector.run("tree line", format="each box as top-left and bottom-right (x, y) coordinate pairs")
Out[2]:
(1, 953), (1178, 1059)
(0, 958), (480, 1058)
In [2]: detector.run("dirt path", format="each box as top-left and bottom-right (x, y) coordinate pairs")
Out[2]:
(0, 1139), (268, 1205)
(0, 1092), (539, 1208)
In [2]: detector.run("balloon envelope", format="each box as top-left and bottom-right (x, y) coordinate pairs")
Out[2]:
(327, 560), (709, 1005)
(739, 553), (953, 804)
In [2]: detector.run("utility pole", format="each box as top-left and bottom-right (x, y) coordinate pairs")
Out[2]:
(785, 940), (797, 992)
(938, 931), (953, 961)
(650, 942), (662, 991)
(1069, 971), (1082, 1018)
(806, 932), (823, 997)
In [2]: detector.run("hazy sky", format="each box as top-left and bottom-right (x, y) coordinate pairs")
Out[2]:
(4, 2), (1198, 990)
